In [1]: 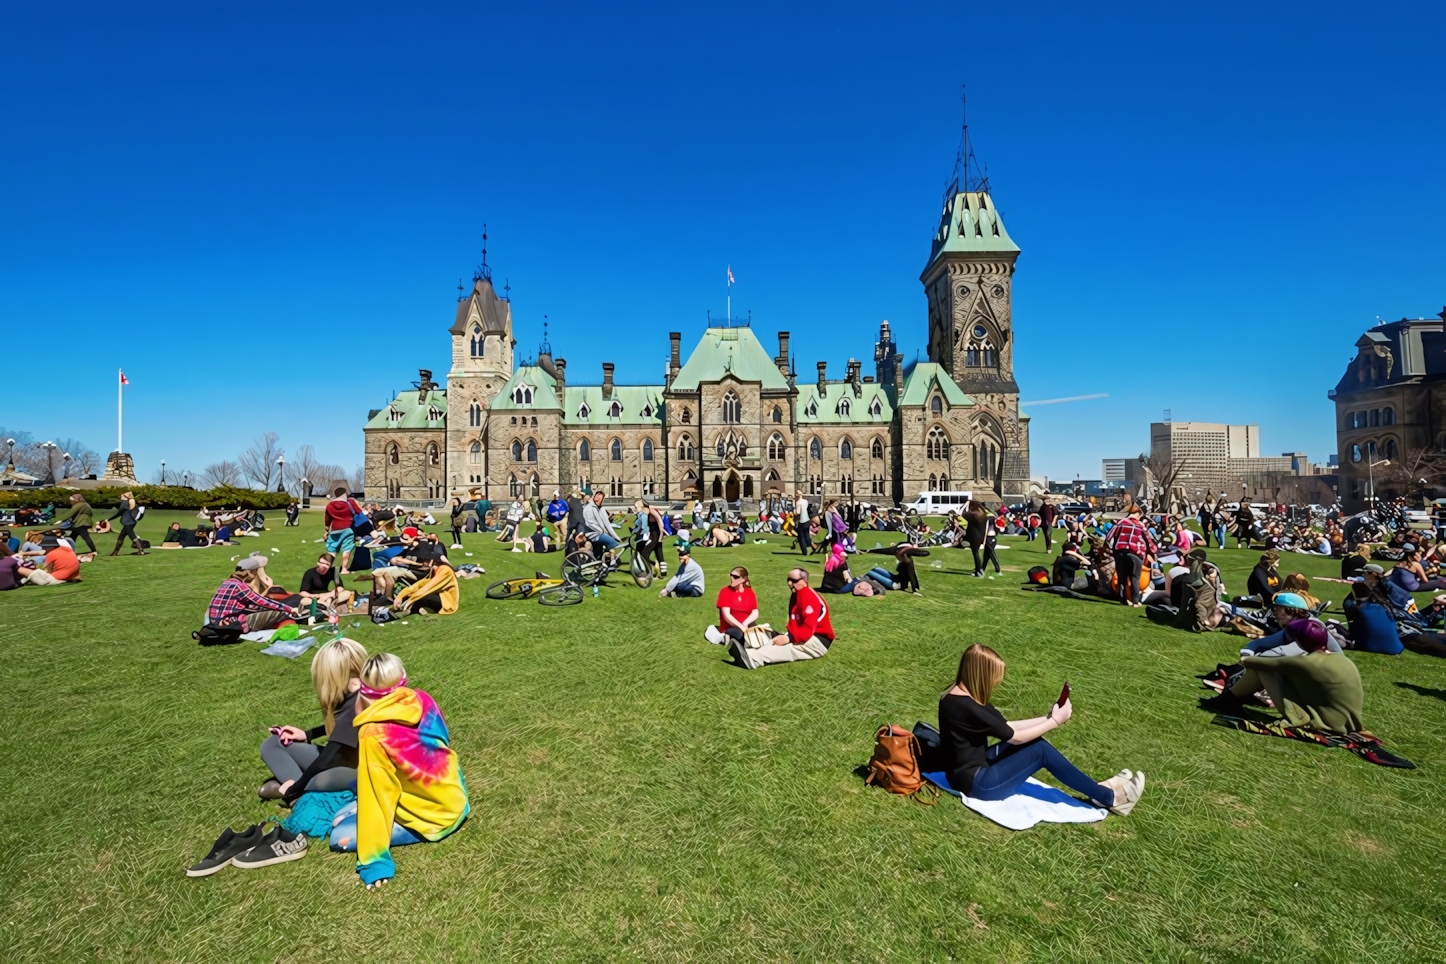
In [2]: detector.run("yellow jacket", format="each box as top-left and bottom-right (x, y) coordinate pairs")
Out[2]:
(393, 565), (459, 614)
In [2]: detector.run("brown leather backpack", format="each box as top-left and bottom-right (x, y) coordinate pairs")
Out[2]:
(865, 724), (939, 804)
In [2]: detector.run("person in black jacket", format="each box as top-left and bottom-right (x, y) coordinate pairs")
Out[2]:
(107, 492), (145, 556)
(1247, 550), (1282, 602)
(259, 638), (368, 802)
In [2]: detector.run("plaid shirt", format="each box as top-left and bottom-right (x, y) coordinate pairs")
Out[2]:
(1107, 517), (1157, 557)
(207, 577), (291, 627)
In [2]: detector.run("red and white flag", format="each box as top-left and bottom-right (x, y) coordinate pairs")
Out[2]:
(727, 265), (735, 285)
(119, 370), (130, 385)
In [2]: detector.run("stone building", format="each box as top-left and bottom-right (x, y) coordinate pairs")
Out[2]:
(1331, 308), (1446, 509)
(364, 186), (1034, 506)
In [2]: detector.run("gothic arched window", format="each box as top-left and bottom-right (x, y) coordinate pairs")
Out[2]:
(468, 441), (481, 464)
(768, 433), (785, 460)
(1383, 406), (1395, 425)
(716, 435), (727, 457)
(388, 443), (399, 465)
(427, 443), (439, 466)
(840, 439), (853, 459)
(578, 439), (591, 462)
(678, 435), (695, 461)
(508, 474), (519, 497)
(870, 437), (884, 460)
(809, 437), (822, 460)
(926, 427), (948, 461)
(510, 440), (522, 461)
(526, 440), (537, 462)
(931, 396), (943, 417)
(610, 438), (622, 461)
(642, 439), (654, 461)
(469, 401), (482, 427)
(470, 325), (483, 357)
(680, 407), (691, 424)
(869, 397), (882, 417)
(608, 401), (622, 418)
(772, 406), (782, 423)
(1385, 438), (1399, 460)
(837, 398), (851, 417)
(722, 391), (741, 424)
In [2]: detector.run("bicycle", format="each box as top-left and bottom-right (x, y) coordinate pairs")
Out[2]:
(562, 535), (655, 591)
(485, 571), (566, 600)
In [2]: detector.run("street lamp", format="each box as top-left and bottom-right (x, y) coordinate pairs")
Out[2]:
(1368, 458), (1391, 509)
(299, 476), (310, 509)
(276, 453), (286, 493)
(62, 453), (72, 480)
(183, 470), (191, 488)
(40, 441), (57, 484)
(4, 438), (14, 471)
(161, 460), (166, 486)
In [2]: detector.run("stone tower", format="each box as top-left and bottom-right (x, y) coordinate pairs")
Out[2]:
(446, 267), (515, 492)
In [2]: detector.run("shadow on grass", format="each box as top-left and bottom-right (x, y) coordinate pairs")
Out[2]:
(1394, 681), (1446, 703)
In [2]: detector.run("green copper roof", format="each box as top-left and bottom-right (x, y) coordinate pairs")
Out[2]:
(900, 363), (973, 407)
(924, 190), (1019, 272)
(671, 327), (790, 391)
(364, 390), (449, 430)
(563, 386), (665, 426)
(795, 382), (894, 425)
(489, 366), (561, 410)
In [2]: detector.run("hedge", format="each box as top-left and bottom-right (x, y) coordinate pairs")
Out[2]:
(0, 484), (295, 511)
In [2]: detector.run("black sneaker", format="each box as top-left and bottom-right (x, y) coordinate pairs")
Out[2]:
(186, 823), (266, 877)
(728, 638), (755, 670)
(232, 827), (308, 869)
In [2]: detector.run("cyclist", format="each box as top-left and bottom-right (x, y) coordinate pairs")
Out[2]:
(582, 490), (621, 561)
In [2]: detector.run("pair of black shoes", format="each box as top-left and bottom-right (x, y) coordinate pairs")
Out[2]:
(186, 822), (308, 877)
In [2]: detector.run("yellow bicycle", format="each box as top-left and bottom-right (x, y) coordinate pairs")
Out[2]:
(484, 571), (584, 606)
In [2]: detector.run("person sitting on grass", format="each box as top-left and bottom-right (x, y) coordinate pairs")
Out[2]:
(1226, 619), (1365, 734)
(1246, 550), (1283, 603)
(704, 565), (759, 645)
(819, 542), (859, 594)
(0, 545), (21, 591)
(863, 543), (927, 594)
(49, 493), (97, 555)
(937, 644), (1144, 815)
(658, 546), (705, 598)
(728, 568), (834, 669)
(369, 532), (438, 602)
(323, 486), (362, 574)
(327, 653), (470, 890)
(14, 535), (81, 587)
(298, 552), (343, 605)
(207, 557), (302, 632)
(582, 490), (621, 559)
(258, 638), (368, 802)
(392, 557), (460, 615)
(1388, 546), (1446, 593)
(1341, 578), (1407, 655)
(1278, 572), (1321, 610)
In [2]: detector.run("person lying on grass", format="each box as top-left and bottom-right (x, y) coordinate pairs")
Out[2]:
(329, 653), (470, 890)
(938, 643), (1144, 815)
(862, 543), (927, 594)
(260, 637), (368, 803)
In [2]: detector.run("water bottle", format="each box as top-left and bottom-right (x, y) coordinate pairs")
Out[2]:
(592, 585), (600, 598)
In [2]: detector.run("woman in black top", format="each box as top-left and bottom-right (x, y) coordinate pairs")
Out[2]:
(449, 497), (465, 549)
(937, 644), (1143, 815)
(259, 637), (368, 802)
(1247, 551), (1282, 602)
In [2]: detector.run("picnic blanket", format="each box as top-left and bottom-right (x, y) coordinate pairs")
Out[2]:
(922, 771), (1107, 830)
(1209, 715), (1416, 769)
(282, 790), (355, 837)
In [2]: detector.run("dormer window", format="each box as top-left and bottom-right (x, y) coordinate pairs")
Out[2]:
(388, 408), (402, 423)
(513, 386), (533, 405)
(869, 397), (882, 417)
(608, 401), (622, 418)
(578, 403), (591, 419)
(805, 400), (817, 417)
(931, 396), (943, 417)
(837, 398), (851, 417)
(640, 404), (652, 418)
(427, 406), (443, 421)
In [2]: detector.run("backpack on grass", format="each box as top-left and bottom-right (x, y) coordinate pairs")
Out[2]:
(864, 724), (939, 805)
(193, 625), (242, 646)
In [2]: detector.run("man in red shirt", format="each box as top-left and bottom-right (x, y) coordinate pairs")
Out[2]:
(729, 568), (835, 669)
(1106, 505), (1157, 608)
(323, 485), (362, 573)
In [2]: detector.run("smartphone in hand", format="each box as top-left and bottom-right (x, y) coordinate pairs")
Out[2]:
(1057, 682), (1071, 707)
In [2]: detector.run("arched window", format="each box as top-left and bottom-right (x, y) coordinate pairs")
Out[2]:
(513, 386), (533, 405)
(680, 407), (691, 424)
(772, 406), (782, 423)
(427, 406), (443, 421)
(768, 433), (786, 460)
(469, 401), (482, 427)
(608, 401), (622, 418)
(716, 435), (727, 457)
(468, 441), (481, 464)
(712, 475), (723, 498)
(388, 408), (402, 423)
(678, 435), (695, 461)
(1351, 444), (1362, 463)
(511, 440), (523, 461)
(642, 439), (654, 461)
(1385, 438), (1399, 460)
(388, 443), (399, 465)
(610, 438), (622, 461)
(1382, 406), (1395, 425)
(722, 391), (741, 424)
(837, 398), (851, 417)
(526, 440), (537, 462)
(508, 474), (519, 497)
(743, 476), (754, 498)
(427, 443), (439, 466)
(840, 439), (853, 459)
(1370, 409), (1381, 427)
(809, 437), (822, 460)
(530, 416), (537, 427)
(578, 439), (591, 462)
(977, 442), (997, 480)
(804, 400), (818, 417)
(929, 473), (938, 490)
(939, 475), (949, 490)
(470, 325), (483, 357)
(870, 437), (884, 460)
(926, 427), (948, 460)
(578, 402), (592, 419)
(1367, 440), (1377, 458)
(530, 474), (540, 497)
(931, 396), (943, 417)
(869, 397), (882, 417)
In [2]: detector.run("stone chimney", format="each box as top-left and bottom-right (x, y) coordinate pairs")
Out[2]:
(602, 362), (615, 399)
(669, 332), (681, 371)
(776, 332), (790, 375)
(417, 368), (435, 402)
(555, 358), (567, 394)
(846, 359), (862, 396)
(816, 361), (827, 397)
(891, 352), (904, 396)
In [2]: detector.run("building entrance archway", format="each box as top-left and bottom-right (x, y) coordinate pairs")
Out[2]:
(725, 472), (741, 503)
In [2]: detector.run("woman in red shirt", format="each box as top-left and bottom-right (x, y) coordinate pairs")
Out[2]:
(704, 566), (759, 646)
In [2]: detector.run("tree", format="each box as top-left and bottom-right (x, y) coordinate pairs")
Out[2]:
(202, 460), (244, 487)
(1378, 447), (1446, 498)
(349, 465), (366, 494)
(238, 432), (283, 490)
(1140, 451), (1190, 512)
(286, 444), (347, 497)
(52, 438), (100, 479)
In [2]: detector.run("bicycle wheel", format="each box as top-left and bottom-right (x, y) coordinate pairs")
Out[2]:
(537, 583), (584, 606)
(486, 579), (532, 600)
(562, 550), (593, 585)
(629, 551), (653, 588)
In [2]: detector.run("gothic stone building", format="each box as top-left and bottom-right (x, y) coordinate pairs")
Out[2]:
(364, 188), (1032, 505)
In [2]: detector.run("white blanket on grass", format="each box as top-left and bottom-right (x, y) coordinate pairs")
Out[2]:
(923, 772), (1107, 830)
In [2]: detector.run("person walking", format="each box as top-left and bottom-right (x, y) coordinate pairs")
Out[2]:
(51, 493), (97, 554)
(1039, 495), (1058, 552)
(795, 491), (813, 556)
(1106, 505), (1156, 607)
(107, 491), (145, 555)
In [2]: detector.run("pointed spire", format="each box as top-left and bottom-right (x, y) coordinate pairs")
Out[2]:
(473, 223), (492, 282)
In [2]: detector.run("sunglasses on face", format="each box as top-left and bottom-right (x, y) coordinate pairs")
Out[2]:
(730, 572), (744, 580)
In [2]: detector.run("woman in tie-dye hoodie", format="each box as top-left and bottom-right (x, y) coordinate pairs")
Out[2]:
(328, 653), (469, 888)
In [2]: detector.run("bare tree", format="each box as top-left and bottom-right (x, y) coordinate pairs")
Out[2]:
(202, 460), (245, 487)
(1378, 447), (1446, 497)
(238, 431), (283, 490)
(1140, 451), (1190, 512)
(53, 438), (100, 479)
(286, 444), (347, 497)
(349, 465), (366, 494)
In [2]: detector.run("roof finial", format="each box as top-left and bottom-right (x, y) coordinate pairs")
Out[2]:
(539, 316), (552, 356)
(503, 277), (511, 300)
(457, 277), (465, 302)
(950, 86), (989, 197)
(473, 223), (492, 283)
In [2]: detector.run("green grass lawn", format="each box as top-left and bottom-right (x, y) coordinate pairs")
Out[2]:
(2, 512), (1445, 962)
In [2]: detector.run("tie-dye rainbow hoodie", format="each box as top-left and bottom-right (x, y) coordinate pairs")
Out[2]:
(354, 687), (469, 885)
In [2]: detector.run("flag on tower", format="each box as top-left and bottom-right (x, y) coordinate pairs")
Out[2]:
(727, 265), (735, 285)
(120, 370), (130, 385)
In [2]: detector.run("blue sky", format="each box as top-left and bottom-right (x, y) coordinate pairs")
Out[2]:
(4, 1), (1443, 483)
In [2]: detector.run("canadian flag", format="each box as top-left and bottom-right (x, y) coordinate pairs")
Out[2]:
(727, 265), (735, 285)
(119, 370), (130, 385)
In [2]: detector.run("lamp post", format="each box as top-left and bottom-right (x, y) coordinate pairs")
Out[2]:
(41, 441), (57, 484)
(62, 453), (72, 480)
(276, 454), (286, 493)
(4, 438), (14, 472)
(183, 470), (191, 488)
(299, 476), (310, 509)
(161, 460), (166, 486)
(1368, 458), (1391, 510)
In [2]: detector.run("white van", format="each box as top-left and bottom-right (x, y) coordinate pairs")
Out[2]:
(906, 491), (975, 514)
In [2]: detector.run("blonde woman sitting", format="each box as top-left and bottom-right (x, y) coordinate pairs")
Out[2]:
(260, 637), (369, 803)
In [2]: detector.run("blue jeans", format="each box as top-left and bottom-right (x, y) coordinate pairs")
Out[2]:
(327, 801), (429, 852)
(968, 738), (1114, 806)
(1212, 525), (1226, 548)
(865, 566), (896, 589)
(590, 533), (620, 553)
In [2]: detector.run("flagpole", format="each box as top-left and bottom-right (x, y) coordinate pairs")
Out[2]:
(727, 265), (731, 326)
(117, 369), (123, 453)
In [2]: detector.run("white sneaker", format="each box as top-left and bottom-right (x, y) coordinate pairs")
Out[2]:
(450, 543), (463, 549)
(704, 625), (727, 645)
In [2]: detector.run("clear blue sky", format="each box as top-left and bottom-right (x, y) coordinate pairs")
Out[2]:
(4, 1), (1443, 483)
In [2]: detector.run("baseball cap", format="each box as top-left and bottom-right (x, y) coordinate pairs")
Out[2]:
(402, 526), (421, 539)
(1403, 543), (1416, 552)
(1271, 591), (1308, 610)
(237, 553), (269, 571)
(1362, 563), (1385, 574)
